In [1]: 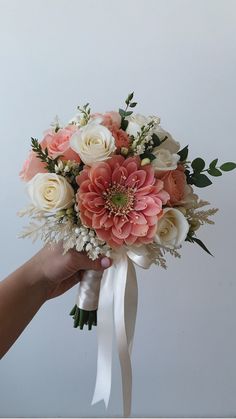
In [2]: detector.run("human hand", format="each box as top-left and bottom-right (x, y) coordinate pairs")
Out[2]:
(32, 243), (112, 300)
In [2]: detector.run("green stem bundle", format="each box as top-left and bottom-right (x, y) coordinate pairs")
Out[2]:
(70, 305), (97, 330)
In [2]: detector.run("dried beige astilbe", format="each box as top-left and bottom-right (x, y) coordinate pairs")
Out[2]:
(17, 204), (46, 219)
(18, 205), (73, 245)
(187, 199), (218, 226)
(145, 243), (181, 270)
(18, 206), (111, 260)
(18, 218), (52, 243)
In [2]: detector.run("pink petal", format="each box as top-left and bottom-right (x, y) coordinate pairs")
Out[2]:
(146, 224), (157, 238)
(143, 201), (162, 216)
(145, 215), (158, 226)
(131, 223), (149, 237)
(134, 197), (148, 211)
(125, 234), (138, 245)
(128, 211), (147, 225)
(123, 156), (140, 173)
(107, 155), (125, 171)
(125, 170), (147, 188)
(112, 222), (132, 239)
(112, 166), (128, 185)
(79, 179), (91, 193)
(143, 165), (155, 186)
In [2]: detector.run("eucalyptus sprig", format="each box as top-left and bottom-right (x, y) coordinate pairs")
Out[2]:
(188, 157), (236, 188)
(77, 103), (91, 125)
(177, 145), (236, 188)
(119, 92), (137, 130)
(31, 138), (59, 173)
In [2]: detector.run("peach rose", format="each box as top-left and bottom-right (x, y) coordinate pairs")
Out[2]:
(43, 125), (80, 161)
(156, 165), (188, 206)
(112, 128), (130, 150)
(91, 111), (121, 131)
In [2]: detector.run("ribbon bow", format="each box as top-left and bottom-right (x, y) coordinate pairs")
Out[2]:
(92, 248), (152, 417)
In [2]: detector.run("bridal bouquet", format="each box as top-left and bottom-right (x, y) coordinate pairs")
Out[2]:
(19, 93), (235, 416)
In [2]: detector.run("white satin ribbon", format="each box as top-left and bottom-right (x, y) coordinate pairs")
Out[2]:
(91, 248), (149, 417)
(76, 270), (103, 311)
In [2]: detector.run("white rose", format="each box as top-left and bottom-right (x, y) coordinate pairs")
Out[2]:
(154, 208), (189, 248)
(126, 114), (159, 137)
(154, 126), (180, 154)
(151, 148), (180, 171)
(27, 173), (74, 212)
(70, 122), (116, 165)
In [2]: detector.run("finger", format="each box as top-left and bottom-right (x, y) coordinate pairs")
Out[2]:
(66, 250), (112, 272)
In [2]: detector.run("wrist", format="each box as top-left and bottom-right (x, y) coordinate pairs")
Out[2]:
(21, 253), (50, 302)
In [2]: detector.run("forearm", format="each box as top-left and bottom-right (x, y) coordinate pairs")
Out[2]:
(0, 256), (48, 359)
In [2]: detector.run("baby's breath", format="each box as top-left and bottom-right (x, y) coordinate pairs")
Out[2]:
(130, 120), (158, 156)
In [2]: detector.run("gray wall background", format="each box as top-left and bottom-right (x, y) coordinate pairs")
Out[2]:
(0, 0), (236, 416)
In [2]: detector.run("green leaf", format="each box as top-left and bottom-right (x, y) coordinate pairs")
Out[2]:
(207, 168), (222, 177)
(119, 108), (126, 117)
(124, 111), (133, 117)
(152, 133), (161, 147)
(209, 158), (218, 169)
(128, 92), (134, 101)
(192, 174), (212, 187)
(191, 157), (205, 173)
(178, 145), (189, 161)
(129, 102), (137, 108)
(191, 237), (213, 256)
(220, 162), (236, 171)
(125, 92), (134, 105)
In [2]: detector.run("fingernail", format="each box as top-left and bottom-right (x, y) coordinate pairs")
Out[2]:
(101, 257), (111, 269)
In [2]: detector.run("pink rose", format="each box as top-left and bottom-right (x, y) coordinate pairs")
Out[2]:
(20, 150), (47, 181)
(20, 125), (80, 182)
(43, 125), (80, 161)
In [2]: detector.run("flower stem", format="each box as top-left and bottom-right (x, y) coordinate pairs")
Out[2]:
(69, 306), (97, 330)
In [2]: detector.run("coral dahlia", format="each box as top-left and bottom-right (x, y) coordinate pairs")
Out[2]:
(76, 155), (169, 248)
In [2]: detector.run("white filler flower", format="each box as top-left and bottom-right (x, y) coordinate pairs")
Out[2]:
(27, 173), (74, 211)
(70, 122), (116, 165)
(154, 208), (189, 248)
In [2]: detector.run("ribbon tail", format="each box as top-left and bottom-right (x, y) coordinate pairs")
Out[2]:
(114, 255), (138, 417)
(125, 258), (138, 355)
(91, 266), (114, 408)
